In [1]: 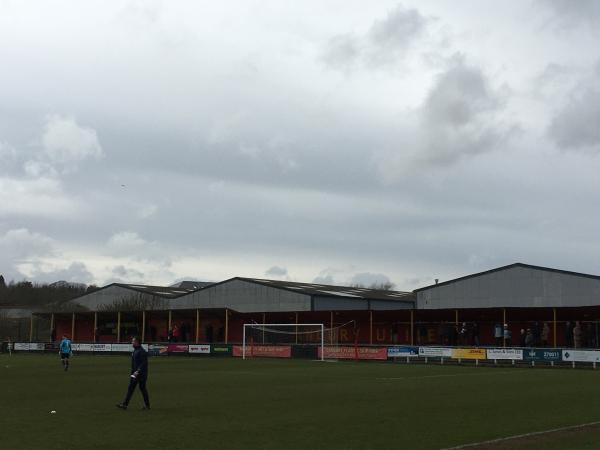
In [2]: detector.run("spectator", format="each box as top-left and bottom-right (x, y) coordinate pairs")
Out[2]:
(472, 322), (480, 347)
(418, 325), (428, 345)
(172, 324), (181, 342)
(541, 322), (550, 347)
(519, 329), (526, 347)
(532, 322), (541, 346)
(503, 324), (512, 347)
(525, 329), (534, 347)
(167, 327), (173, 343)
(573, 321), (583, 349)
(584, 322), (593, 348)
(565, 321), (573, 347)
(459, 322), (468, 345)
(494, 323), (503, 346)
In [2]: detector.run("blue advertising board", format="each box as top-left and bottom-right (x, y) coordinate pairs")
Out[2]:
(387, 346), (419, 358)
(522, 348), (561, 362)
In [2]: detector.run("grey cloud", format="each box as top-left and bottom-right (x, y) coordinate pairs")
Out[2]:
(0, 228), (56, 281)
(312, 273), (334, 285)
(110, 265), (145, 283)
(349, 272), (393, 288)
(29, 261), (94, 284)
(549, 88), (600, 151)
(366, 4), (428, 65)
(265, 266), (288, 277)
(322, 4), (428, 70)
(539, 0), (600, 30)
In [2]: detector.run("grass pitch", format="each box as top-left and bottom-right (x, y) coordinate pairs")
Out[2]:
(2, 354), (600, 450)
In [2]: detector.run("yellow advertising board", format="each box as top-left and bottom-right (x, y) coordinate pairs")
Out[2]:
(451, 348), (486, 360)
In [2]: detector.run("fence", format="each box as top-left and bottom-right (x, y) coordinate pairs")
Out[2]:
(5, 341), (600, 368)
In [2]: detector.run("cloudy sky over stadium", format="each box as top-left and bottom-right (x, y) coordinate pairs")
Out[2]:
(1, 0), (600, 289)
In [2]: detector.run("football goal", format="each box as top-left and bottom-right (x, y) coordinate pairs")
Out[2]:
(242, 323), (325, 360)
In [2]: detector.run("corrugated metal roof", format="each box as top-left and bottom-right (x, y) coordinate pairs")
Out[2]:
(414, 262), (600, 292)
(238, 277), (414, 302)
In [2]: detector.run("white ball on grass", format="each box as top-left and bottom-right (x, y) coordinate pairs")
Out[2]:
(50, 411), (56, 414)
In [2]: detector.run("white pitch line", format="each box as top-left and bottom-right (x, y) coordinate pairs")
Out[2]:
(439, 420), (600, 449)
(376, 370), (518, 381)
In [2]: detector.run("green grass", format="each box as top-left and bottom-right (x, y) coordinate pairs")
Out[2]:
(1, 354), (600, 450)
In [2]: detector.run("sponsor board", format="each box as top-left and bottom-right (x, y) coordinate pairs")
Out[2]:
(73, 343), (93, 352)
(148, 344), (168, 356)
(29, 343), (45, 351)
(167, 344), (189, 353)
(189, 344), (211, 354)
(233, 345), (292, 358)
(486, 348), (523, 360)
(452, 348), (486, 360)
(419, 347), (452, 358)
(523, 348), (561, 362)
(91, 343), (112, 352)
(14, 343), (30, 351)
(112, 344), (133, 352)
(45, 343), (58, 351)
(387, 346), (419, 357)
(317, 346), (388, 360)
(211, 345), (232, 356)
(562, 350), (600, 362)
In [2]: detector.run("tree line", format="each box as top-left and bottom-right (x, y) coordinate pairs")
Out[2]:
(0, 275), (98, 310)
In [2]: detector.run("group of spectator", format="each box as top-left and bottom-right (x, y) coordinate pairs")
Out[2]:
(565, 321), (598, 348)
(417, 321), (598, 348)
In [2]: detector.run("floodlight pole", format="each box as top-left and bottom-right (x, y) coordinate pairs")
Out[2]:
(71, 312), (76, 341)
(553, 307), (557, 348)
(195, 309), (200, 344)
(29, 314), (34, 342)
(242, 324), (246, 360)
(93, 312), (97, 343)
(141, 310), (146, 344)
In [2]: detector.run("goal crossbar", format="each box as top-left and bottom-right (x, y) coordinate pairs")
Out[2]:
(242, 323), (324, 360)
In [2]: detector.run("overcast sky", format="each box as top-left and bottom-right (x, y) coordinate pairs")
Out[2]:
(1, 0), (600, 290)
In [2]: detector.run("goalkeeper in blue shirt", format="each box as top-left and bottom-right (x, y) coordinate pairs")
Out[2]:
(59, 335), (72, 371)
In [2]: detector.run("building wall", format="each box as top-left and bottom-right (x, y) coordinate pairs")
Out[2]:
(417, 266), (600, 309)
(172, 279), (312, 312)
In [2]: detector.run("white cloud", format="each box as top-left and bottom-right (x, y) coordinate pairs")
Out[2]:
(137, 204), (158, 219)
(0, 228), (56, 281)
(107, 231), (147, 250)
(0, 176), (80, 218)
(41, 114), (103, 170)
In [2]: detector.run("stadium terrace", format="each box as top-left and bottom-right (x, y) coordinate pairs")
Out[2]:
(10, 263), (600, 352)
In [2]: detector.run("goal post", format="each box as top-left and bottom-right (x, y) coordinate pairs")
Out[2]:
(242, 323), (325, 361)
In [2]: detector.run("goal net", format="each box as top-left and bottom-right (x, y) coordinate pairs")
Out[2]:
(242, 323), (325, 360)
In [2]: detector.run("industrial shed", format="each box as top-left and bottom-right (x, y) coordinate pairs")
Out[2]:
(416, 263), (600, 309)
(171, 277), (415, 312)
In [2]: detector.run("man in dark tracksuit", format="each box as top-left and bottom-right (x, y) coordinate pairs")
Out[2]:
(116, 337), (150, 410)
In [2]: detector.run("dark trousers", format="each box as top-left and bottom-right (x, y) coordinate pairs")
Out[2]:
(124, 374), (150, 407)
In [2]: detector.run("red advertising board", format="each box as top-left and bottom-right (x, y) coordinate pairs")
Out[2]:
(233, 345), (292, 358)
(318, 346), (387, 360)
(167, 344), (189, 353)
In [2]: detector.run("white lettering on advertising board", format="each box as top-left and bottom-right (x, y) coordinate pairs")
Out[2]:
(562, 350), (600, 362)
(14, 343), (30, 350)
(486, 348), (523, 360)
(418, 347), (452, 357)
(189, 345), (211, 354)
